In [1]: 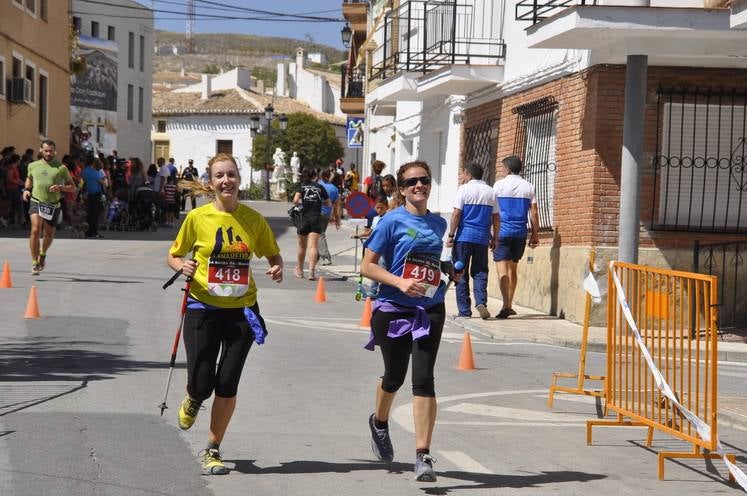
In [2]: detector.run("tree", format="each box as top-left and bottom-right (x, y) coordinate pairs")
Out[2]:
(251, 113), (343, 172)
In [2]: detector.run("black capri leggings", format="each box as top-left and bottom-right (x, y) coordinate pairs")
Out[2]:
(182, 305), (265, 401)
(371, 303), (446, 397)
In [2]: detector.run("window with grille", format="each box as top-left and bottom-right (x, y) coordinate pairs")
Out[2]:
(127, 84), (133, 120)
(217, 140), (233, 155)
(653, 88), (747, 232)
(139, 35), (145, 71)
(128, 32), (134, 69)
(138, 87), (144, 123)
(38, 72), (47, 135)
(464, 117), (499, 185)
(512, 96), (558, 230)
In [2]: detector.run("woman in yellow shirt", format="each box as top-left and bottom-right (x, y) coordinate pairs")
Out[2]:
(166, 153), (283, 475)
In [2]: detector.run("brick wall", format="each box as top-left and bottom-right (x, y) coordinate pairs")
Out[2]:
(462, 65), (747, 252)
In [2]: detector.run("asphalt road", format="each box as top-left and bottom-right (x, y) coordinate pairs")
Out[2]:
(0, 200), (745, 495)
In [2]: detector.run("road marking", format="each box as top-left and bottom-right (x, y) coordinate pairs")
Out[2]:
(442, 403), (587, 423)
(437, 450), (492, 474)
(392, 389), (548, 433)
(532, 393), (598, 404)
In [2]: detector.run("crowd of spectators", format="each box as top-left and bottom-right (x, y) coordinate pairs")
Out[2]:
(1, 139), (204, 234)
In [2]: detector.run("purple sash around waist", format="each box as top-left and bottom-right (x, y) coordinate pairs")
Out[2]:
(364, 300), (431, 351)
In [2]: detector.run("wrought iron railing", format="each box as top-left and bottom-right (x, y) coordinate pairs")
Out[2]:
(651, 87), (747, 233)
(512, 97), (558, 231)
(464, 117), (499, 185)
(515, 0), (596, 25)
(369, 0), (506, 81)
(693, 239), (747, 332)
(341, 63), (366, 98)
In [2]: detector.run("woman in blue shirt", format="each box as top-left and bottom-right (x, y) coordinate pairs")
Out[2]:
(361, 160), (455, 482)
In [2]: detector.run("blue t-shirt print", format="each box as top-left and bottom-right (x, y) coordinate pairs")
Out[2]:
(364, 206), (447, 308)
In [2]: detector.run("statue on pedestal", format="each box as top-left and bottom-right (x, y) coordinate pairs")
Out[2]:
(290, 151), (301, 184)
(270, 147), (287, 199)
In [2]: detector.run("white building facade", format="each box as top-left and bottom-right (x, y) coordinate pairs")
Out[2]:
(361, 0), (505, 214)
(71, 0), (154, 160)
(350, 0), (747, 325)
(153, 68), (348, 184)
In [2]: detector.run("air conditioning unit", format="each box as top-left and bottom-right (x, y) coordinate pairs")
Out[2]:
(9, 78), (30, 103)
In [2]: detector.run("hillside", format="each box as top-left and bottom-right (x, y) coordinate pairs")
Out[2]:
(154, 30), (346, 77)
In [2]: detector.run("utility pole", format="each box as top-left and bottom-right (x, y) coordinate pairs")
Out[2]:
(186, 0), (195, 54)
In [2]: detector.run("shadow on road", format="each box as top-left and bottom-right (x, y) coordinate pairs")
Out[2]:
(229, 459), (606, 493)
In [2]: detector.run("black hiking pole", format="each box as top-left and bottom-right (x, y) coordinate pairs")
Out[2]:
(159, 270), (191, 416)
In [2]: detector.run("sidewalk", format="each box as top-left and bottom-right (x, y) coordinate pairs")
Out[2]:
(319, 217), (747, 432)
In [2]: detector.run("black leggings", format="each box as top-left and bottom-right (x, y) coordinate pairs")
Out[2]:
(182, 306), (263, 401)
(371, 303), (446, 397)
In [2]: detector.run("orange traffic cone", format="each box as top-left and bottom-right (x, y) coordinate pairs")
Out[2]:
(314, 276), (327, 303)
(456, 331), (476, 370)
(0, 261), (11, 288)
(24, 285), (41, 319)
(358, 297), (372, 328)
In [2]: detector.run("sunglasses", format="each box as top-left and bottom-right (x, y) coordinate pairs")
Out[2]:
(401, 176), (432, 188)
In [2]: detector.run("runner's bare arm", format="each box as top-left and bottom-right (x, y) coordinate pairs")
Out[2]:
(22, 177), (33, 201)
(446, 208), (461, 247)
(166, 253), (198, 278)
(265, 253), (283, 283)
(529, 203), (540, 248)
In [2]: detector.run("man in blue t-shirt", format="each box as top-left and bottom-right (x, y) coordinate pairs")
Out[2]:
(317, 168), (340, 265)
(81, 155), (108, 238)
(492, 155), (539, 319)
(446, 162), (499, 319)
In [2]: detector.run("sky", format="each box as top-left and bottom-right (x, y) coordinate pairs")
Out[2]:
(146, 0), (348, 50)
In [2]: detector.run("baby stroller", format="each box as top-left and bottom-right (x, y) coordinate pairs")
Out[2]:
(134, 186), (159, 231)
(105, 190), (130, 231)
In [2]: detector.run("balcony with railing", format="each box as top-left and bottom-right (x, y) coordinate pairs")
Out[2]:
(340, 63), (366, 115)
(343, 0), (369, 35)
(521, 1), (746, 69)
(368, 0), (506, 83)
(515, 0), (596, 25)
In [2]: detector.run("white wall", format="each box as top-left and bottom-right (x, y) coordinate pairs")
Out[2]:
(157, 115), (255, 181)
(71, 0), (154, 161)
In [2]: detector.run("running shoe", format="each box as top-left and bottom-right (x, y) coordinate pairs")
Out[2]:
(476, 304), (490, 320)
(38, 254), (46, 271)
(414, 453), (437, 482)
(177, 395), (201, 430)
(200, 448), (229, 475)
(30, 263), (40, 276)
(368, 413), (394, 462)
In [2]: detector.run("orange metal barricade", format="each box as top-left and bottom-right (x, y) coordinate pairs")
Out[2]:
(587, 261), (736, 481)
(548, 248), (605, 408)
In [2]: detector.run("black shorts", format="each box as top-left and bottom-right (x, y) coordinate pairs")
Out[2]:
(493, 236), (527, 262)
(29, 198), (62, 227)
(297, 214), (322, 235)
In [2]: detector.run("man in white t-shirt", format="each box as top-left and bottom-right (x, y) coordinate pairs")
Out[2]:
(152, 157), (170, 194)
(446, 162), (499, 320)
(492, 155), (539, 319)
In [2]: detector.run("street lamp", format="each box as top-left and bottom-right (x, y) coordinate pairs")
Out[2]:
(341, 23), (352, 48)
(250, 105), (288, 201)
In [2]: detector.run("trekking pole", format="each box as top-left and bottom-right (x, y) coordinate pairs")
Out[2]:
(158, 273), (191, 416)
